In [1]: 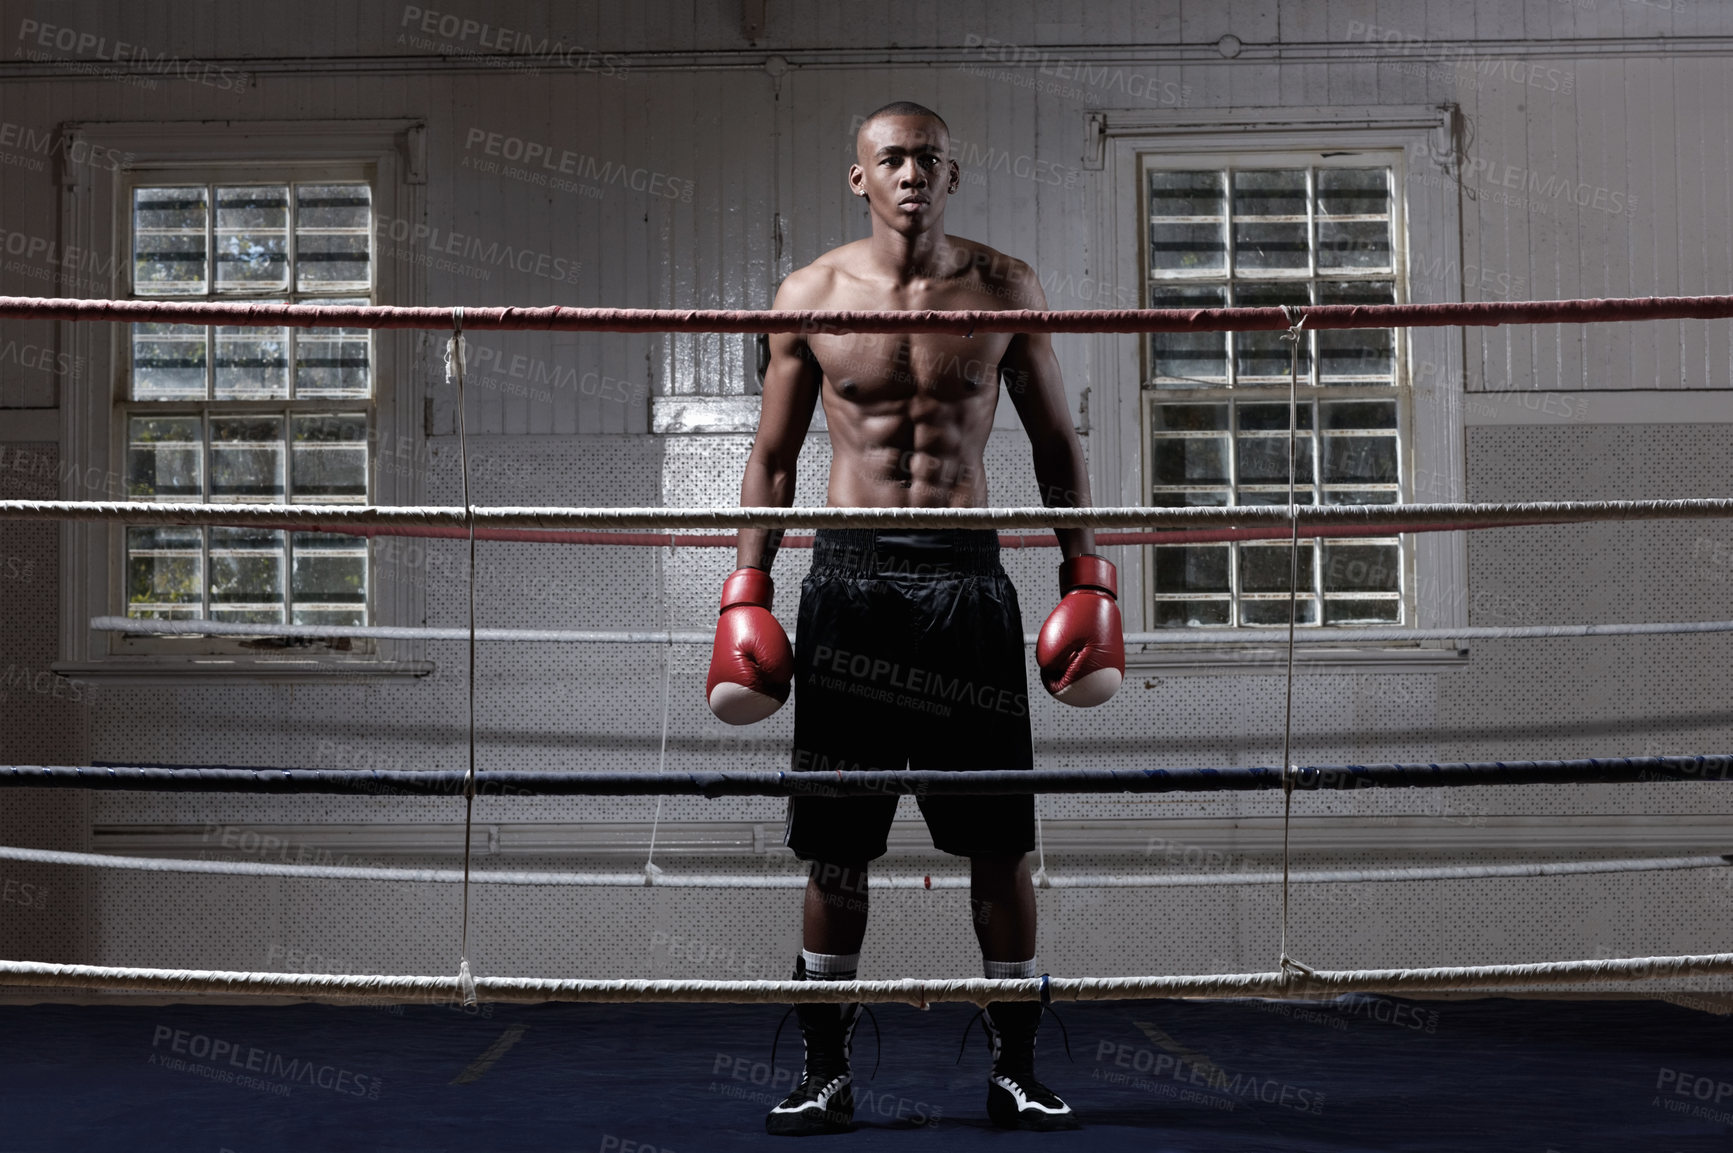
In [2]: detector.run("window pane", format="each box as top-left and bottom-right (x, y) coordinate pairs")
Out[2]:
(1234, 221), (1310, 272)
(1232, 170), (1308, 273)
(127, 526), (203, 618)
(1154, 545), (1230, 592)
(209, 416), (285, 502)
(209, 527), (285, 623)
(292, 533), (368, 626)
(1316, 220), (1390, 270)
(1317, 281), (1395, 381)
(291, 414), (369, 501)
(1323, 400), (1397, 430)
(1155, 600), (1231, 628)
(1149, 286), (1227, 385)
(1151, 437), (1229, 485)
(1317, 168), (1390, 216)
(296, 296), (372, 397)
(1325, 598), (1401, 625)
(1151, 224), (1226, 273)
(1233, 284), (1312, 381)
(1236, 435), (1314, 483)
(296, 184), (373, 291)
(1150, 170), (1225, 216)
(132, 322), (208, 399)
(1238, 401), (1314, 432)
(215, 319), (290, 399)
(1241, 598), (1318, 626)
(1316, 169), (1391, 270)
(1323, 436), (1398, 484)
(1323, 543), (1400, 592)
(133, 187), (208, 295)
(1152, 403), (1230, 432)
(1149, 170), (1225, 272)
(1232, 170), (1307, 216)
(127, 416), (202, 500)
(215, 185), (289, 291)
(1239, 544), (1315, 593)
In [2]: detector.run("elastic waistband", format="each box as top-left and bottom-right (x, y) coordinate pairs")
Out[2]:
(810, 529), (1003, 577)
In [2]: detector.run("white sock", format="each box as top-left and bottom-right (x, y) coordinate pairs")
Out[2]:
(801, 949), (859, 981)
(984, 956), (1038, 980)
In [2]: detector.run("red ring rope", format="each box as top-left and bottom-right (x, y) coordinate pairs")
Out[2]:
(4, 294), (1733, 333)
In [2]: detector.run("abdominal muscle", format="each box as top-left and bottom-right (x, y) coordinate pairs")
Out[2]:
(821, 394), (994, 509)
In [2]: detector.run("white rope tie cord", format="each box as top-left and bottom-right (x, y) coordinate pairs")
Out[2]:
(6, 952), (1733, 1005)
(447, 313), (480, 1007)
(1277, 304), (1309, 981)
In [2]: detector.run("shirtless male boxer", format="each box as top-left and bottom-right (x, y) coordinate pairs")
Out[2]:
(704, 101), (1125, 1136)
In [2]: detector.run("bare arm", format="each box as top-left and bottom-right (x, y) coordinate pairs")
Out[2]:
(1000, 269), (1095, 559)
(737, 273), (824, 571)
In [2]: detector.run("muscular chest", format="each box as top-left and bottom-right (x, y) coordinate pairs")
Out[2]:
(809, 333), (1013, 404)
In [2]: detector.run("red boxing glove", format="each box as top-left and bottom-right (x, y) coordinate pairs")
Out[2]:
(706, 568), (794, 725)
(1036, 555), (1125, 707)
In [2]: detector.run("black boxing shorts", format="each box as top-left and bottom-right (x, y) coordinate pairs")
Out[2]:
(783, 528), (1036, 863)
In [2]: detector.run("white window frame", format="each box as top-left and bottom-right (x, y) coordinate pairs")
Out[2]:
(1087, 106), (1467, 673)
(54, 120), (431, 682)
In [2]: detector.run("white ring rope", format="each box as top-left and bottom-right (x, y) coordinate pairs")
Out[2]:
(7, 843), (1725, 888)
(87, 615), (1733, 646)
(6, 952), (1733, 1004)
(13, 497), (1733, 532)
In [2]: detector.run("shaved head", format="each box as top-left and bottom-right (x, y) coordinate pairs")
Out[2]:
(856, 101), (949, 156)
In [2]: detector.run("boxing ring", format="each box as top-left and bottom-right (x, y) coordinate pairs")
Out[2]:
(5, 292), (1733, 1148)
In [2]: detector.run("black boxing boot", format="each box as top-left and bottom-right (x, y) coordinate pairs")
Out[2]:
(765, 956), (862, 1136)
(979, 1001), (1080, 1131)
